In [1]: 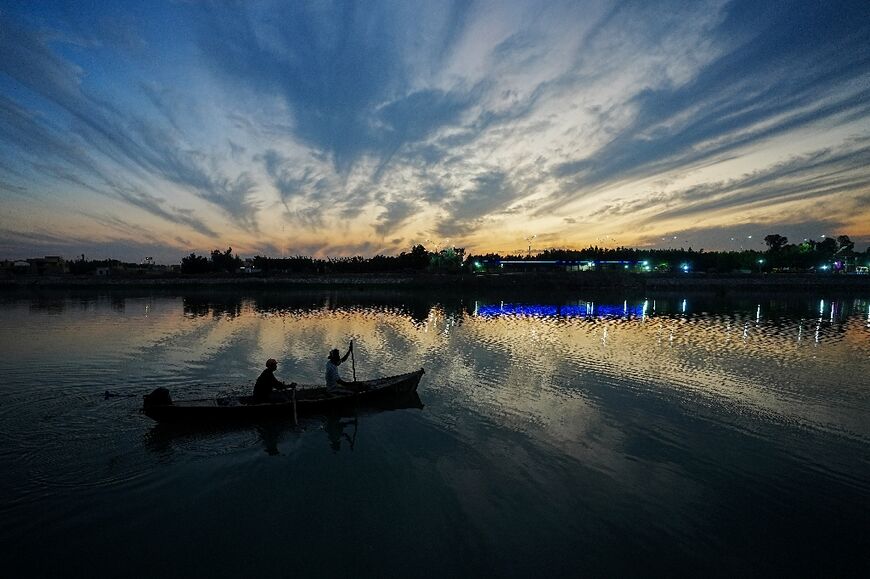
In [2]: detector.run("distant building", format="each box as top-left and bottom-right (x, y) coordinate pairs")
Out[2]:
(491, 260), (650, 273)
(596, 260), (635, 271)
(0, 260), (18, 277)
(496, 260), (596, 272)
(23, 256), (69, 275)
(240, 259), (261, 274)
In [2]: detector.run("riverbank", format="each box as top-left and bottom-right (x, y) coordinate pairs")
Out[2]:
(1, 271), (868, 292)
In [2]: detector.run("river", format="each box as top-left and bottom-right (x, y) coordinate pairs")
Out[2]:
(1, 289), (867, 577)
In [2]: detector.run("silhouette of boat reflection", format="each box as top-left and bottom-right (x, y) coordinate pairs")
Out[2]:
(144, 390), (424, 456)
(142, 369), (424, 423)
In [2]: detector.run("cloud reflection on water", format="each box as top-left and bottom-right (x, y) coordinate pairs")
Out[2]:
(1, 290), (867, 444)
(1, 290), (868, 576)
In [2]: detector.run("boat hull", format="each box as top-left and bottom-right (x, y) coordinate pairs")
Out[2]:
(142, 369), (424, 423)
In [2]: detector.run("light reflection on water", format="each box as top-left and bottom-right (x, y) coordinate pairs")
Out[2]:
(0, 289), (868, 577)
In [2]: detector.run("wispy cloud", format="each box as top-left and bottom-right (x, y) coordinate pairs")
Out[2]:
(543, 0), (870, 210)
(113, 188), (218, 237)
(0, 0), (868, 260)
(591, 139), (870, 223)
(436, 171), (521, 238)
(0, 11), (258, 232)
(375, 199), (418, 237)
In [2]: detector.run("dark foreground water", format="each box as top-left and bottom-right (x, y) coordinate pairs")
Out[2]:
(0, 289), (868, 578)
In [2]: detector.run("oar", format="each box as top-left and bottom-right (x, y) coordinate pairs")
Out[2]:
(349, 416), (358, 451)
(350, 339), (356, 381)
(292, 386), (298, 426)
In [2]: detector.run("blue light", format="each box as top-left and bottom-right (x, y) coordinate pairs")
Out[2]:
(560, 306), (587, 317)
(475, 303), (646, 318)
(475, 304), (560, 317)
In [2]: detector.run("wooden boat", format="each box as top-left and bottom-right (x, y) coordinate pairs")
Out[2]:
(141, 368), (425, 423)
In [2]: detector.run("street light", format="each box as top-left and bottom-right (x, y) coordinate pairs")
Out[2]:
(757, 258), (765, 273)
(525, 234), (536, 258)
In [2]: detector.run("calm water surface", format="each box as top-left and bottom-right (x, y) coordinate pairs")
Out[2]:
(1, 289), (868, 577)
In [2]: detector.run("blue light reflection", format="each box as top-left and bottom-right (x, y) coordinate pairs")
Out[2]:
(475, 302), (647, 319)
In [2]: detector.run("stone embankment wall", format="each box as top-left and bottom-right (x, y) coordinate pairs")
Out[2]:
(0, 272), (867, 292)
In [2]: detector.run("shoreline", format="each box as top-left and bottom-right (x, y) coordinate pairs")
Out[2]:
(1, 272), (868, 292)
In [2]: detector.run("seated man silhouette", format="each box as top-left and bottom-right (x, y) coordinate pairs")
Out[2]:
(253, 358), (295, 403)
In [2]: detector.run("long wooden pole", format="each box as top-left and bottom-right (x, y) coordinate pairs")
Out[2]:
(350, 339), (356, 381)
(292, 386), (298, 426)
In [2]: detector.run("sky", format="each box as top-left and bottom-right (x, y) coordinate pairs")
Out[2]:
(1, 0), (869, 263)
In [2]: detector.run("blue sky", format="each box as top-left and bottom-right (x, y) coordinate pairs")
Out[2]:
(1, 0), (868, 262)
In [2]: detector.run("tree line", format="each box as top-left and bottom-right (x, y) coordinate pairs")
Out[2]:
(180, 235), (866, 275)
(181, 244), (466, 274)
(465, 234), (864, 273)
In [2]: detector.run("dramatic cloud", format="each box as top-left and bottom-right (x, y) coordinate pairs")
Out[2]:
(375, 199), (418, 237)
(436, 171), (520, 238)
(113, 188), (218, 237)
(592, 139), (870, 222)
(0, 0), (868, 261)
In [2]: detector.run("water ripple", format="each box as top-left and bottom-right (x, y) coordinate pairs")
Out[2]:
(0, 290), (868, 577)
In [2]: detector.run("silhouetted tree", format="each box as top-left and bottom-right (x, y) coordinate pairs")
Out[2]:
(210, 247), (242, 273)
(170, 237), (867, 277)
(817, 237), (837, 257)
(429, 247), (465, 272)
(836, 235), (854, 254)
(407, 244), (430, 269)
(764, 234), (788, 252)
(181, 253), (211, 274)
